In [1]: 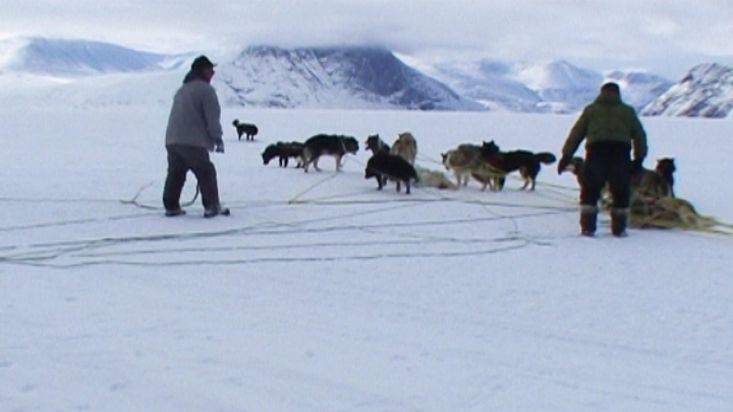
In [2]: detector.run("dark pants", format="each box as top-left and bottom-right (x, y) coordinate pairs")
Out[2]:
(163, 144), (219, 211)
(581, 142), (631, 209)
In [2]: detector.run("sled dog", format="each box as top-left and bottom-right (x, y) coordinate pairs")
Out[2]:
(414, 166), (457, 190)
(262, 141), (304, 168)
(480, 140), (556, 190)
(365, 134), (390, 155)
(442, 144), (503, 190)
(365, 153), (419, 194)
(301, 134), (359, 172)
(632, 158), (676, 198)
(232, 119), (258, 141)
(390, 132), (418, 165)
(567, 157), (676, 200)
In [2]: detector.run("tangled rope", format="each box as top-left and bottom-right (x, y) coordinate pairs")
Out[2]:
(120, 181), (200, 210)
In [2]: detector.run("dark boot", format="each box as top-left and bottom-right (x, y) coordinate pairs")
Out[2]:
(204, 205), (230, 218)
(165, 209), (186, 217)
(611, 208), (629, 237)
(580, 205), (598, 237)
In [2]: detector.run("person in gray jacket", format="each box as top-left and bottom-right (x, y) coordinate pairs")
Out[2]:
(163, 55), (229, 218)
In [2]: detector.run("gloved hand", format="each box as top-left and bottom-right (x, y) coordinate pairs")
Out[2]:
(630, 158), (643, 172)
(557, 156), (571, 175)
(214, 141), (225, 153)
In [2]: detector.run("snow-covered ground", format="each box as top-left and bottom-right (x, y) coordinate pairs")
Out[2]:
(1, 105), (732, 411)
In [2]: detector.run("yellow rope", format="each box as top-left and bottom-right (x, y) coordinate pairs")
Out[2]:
(288, 172), (339, 204)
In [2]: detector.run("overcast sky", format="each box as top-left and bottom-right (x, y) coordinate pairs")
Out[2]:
(2, 0), (732, 78)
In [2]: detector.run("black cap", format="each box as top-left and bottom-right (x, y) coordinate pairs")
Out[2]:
(601, 82), (621, 94)
(191, 55), (216, 71)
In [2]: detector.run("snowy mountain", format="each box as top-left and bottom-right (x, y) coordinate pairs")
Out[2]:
(214, 46), (482, 111)
(0, 37), (186, 76)
(641, 63), (733, 118)
(604, 70), (673, 111)
(429, 59), (672, 114)
(427, 59), (543, 112)
(513, 60), (603, 113)
(0, 36), (686, 115)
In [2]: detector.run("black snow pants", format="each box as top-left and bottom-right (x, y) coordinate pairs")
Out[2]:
(163, 144), (220, 211)
(580, 141), (632, 209)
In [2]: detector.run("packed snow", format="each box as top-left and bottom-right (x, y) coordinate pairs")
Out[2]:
(1, 103), (732, 411)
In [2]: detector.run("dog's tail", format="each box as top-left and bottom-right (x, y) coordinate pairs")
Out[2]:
(535, 152), (557, 164)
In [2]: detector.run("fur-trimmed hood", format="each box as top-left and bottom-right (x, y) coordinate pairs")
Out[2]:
(183, 70), (207, 84)
(594, 92), (623, 105)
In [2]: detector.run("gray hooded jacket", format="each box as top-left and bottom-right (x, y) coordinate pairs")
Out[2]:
(165, 72), (223, 151)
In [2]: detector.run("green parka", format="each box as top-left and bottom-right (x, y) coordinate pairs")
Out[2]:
(562, 92), (647, 161)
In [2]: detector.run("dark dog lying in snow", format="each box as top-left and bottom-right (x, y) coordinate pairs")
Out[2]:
(480, 140), (556, 190)
(262, 141), (304, 168)
(564, 157), (676, 199)
(365, 153), (418, 194)
(631, 157), (676, 198)
(232, 119), (258, 141)
(301, 134), (359, 172)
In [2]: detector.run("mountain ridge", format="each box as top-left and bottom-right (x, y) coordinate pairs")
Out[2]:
(214, 45), (482, 111)
(641, 63), (733, 118)
(3, 36), (731, 118)
(0, 36), (188, 76)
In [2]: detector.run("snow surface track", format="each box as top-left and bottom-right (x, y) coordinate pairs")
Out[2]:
(1, 107), (732, 411)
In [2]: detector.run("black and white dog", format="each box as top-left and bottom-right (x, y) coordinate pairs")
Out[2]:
(480, 140), (556, 190)
(262, 141), (304, 168)
(301, 134), (359, 172)
(365, 153), (418, 194)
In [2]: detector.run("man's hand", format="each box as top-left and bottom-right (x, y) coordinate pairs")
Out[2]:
(214, 141), (225, 153)
(630, 158), (644, 172)
(557, 156), (571, 175)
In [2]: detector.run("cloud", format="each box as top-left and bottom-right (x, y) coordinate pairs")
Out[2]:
(2, 0), (733, 77)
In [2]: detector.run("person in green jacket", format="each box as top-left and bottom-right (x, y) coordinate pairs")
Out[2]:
(558, 82), (647, 237)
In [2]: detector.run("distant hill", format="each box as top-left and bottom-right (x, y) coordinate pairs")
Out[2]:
(428, 59), (671, 113)
(641, 63), (733, 118)
(603, 70), (672, 112)
(0, 37), (186, 76)
(213, 45), (482, 111)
